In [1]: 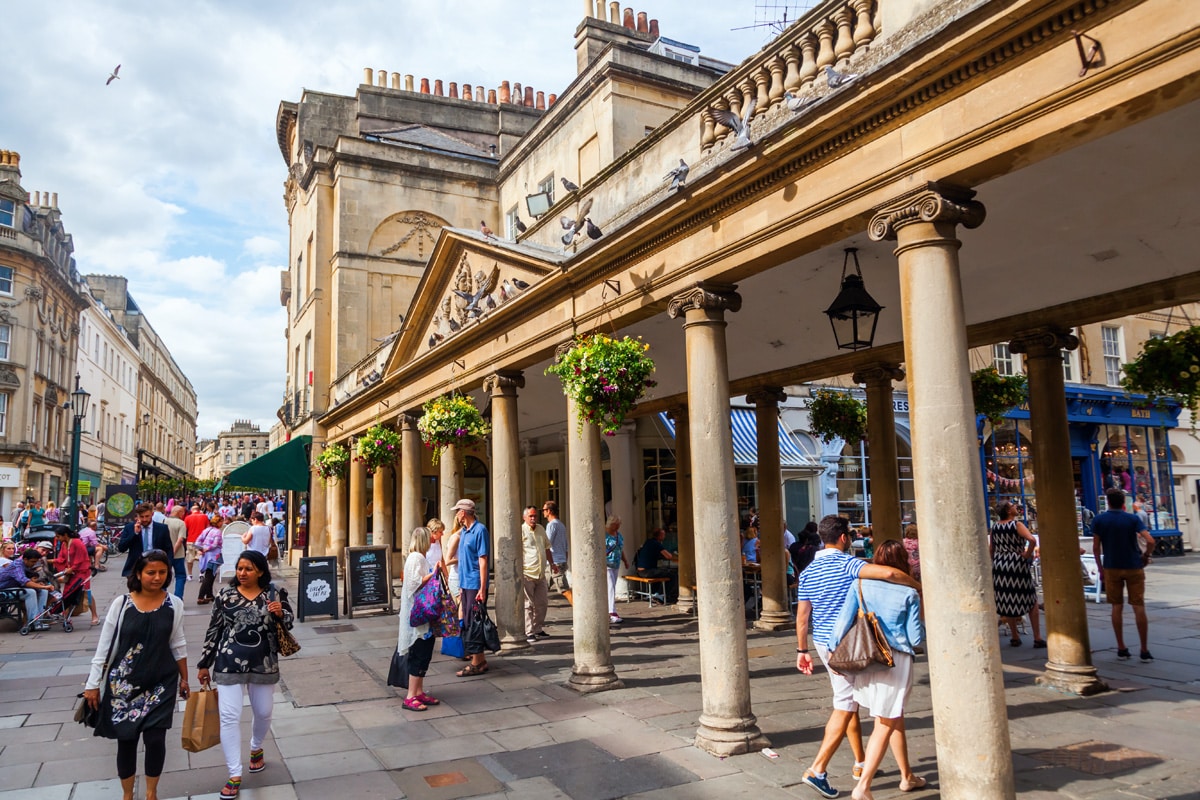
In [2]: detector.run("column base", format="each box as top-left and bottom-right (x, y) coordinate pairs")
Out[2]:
(1035, 661), (1109, 696)
(754, 610), (793, 631)
(568, 664), (625, 694)
(675, 593), (697, 615)
(694, 713), (770, 757)
(499, 635), (531, 653)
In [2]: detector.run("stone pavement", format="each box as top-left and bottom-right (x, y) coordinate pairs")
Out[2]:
(2, 556), (1199, 800)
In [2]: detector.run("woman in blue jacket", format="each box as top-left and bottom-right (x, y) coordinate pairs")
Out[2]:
(828, 539), (926, 800)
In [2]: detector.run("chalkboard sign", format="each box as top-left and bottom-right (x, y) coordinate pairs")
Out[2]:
(297, 556), (338, 622)
(344, 545), (392, 618)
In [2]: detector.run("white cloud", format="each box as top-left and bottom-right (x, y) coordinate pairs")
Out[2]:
(244, 236), (283, 258)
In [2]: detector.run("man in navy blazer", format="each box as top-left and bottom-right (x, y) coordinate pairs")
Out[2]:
(116, 502), (174, 577)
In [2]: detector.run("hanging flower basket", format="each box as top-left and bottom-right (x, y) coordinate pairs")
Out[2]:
(972, 367), (1028, 426)
(1122, 325), (1200, 417)
(808, 389), (867, 446)
(355, 423), (401, 475)
(546, 333), (657, 435)
(418, 394), (490, 464)
(314, 443), (350, 485)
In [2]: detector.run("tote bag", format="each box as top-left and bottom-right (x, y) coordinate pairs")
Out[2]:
(181, 688), (221, 752)
(826, 580), (894, 675)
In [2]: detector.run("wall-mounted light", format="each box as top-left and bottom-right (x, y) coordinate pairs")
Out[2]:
(525, 191), (553, 219)
(824, 248), (882, 351)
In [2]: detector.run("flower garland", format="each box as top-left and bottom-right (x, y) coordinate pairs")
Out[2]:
(355, 423), (401, 475)
(313, 443), (350, 485)
(1122, 325), (1200, 418)
(545, 333), (656, 435)
(971, 367), (1027, 426)
(417, 394), (490, 464)
(808, 389), (867, 446)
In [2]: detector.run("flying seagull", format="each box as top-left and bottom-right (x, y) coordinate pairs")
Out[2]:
(824, 65), (859, 88)
(665, 159), (689, 191)
(106, 64), (121, 85)
(479, 220), (494, 241)
(707, 97), (757, 152)
(783, 91), (813, 112)
(561, 177), (580, 193)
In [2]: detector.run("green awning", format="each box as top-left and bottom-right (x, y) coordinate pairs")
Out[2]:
(220, 435), (312, 492)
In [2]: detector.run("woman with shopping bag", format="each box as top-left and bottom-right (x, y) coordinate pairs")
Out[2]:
(83, 550), (189, 800)
(392, 526), (442, 711)
(196, 550), (294, 800)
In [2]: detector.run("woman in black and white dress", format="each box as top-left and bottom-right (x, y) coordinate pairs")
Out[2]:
(990, 502), (1044, 647)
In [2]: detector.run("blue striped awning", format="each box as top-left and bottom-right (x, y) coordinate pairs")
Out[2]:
(657, 409), (822, 469)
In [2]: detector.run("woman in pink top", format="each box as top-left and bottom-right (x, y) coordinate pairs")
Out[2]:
(902, 524), (920, 581)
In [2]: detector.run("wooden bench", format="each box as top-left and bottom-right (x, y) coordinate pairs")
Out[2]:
(625, 575), (670, 607)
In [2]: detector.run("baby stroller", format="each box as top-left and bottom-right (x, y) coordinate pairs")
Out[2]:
(20, 569), (90, 635)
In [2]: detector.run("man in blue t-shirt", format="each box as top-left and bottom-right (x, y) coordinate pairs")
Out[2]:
(795, 515), (920, 798)
(1093, 488), (1155, 661)
(453, 498), (490, 677)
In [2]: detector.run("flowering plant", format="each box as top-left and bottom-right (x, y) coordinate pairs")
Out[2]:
(972, 367), (1028, 426)
(546, 333), (657, 435)
(417, 394), (490, 464)
(808, 389), (867, 446)
(1122, 325), (1200, 417)
(355, 423), (401, 475)
(314, 443), (350, 485)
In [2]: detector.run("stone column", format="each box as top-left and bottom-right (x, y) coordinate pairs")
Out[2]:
(399, 413), (422, 551)
(668, 284), (769, 756)
(852, 364), (905, 543)
(440, 443), (462, 526)
(870, 183), (1013, 800)
(486, 371), (529, 651)
(348, 449), (368, 548)
(608, 423), (637, 544)
(308, 455), (327, 557)
(327, 470), (348, 566)
(670, 408), (696, 614)
(563, 363), (623, 692)
(373, 462), (396, 573)
(1010, 329), (1107, 696)
(748, 387), (790, 630)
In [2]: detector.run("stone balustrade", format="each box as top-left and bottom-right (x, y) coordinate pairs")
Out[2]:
(701, 0), (879, 151)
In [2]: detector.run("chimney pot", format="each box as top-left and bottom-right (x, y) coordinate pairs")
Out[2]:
(623, 7), (635, 29)
(649, 18), (659, 37)
(434, 79), (443, 96)
(609, 1), (620, 23)
(449, 82), (458, 98)
(404, 74), (415, 91)
(487, 89), (497, 103)
(476, 85), (486, 101)
(376, 69), (387, 87)
(462, 84), (473, 101)
(420, 77), (430, 94)
(363, 68), (374, 85)
(524, 86), (534, 106)
(51, 192), (58, 207)
(500, 81), (511, 103)
(513, 83), (523, 103)
(390, 72), (401, 89)
(636, 11), (648, 32)
(536, 90), (545, 110)
(583, 0), (595, 17)
(548, 93), (558, 106)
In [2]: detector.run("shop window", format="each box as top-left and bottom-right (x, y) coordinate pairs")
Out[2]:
(982, 419), (1035, 528)
(1098, 424), (1175, 530)
(837, 436), (917, 527)
(642, 448), (677, 547)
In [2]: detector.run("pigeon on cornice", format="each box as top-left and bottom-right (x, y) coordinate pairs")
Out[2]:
(824, 65), (859, 88)
(665, 159), (689, 191)
(707, 97), (757, 152)
(561, 177), (580, 194)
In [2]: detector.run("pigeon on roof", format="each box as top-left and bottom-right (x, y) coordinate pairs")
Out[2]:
(480, 220), (494, 241)
(585, 218), (603, 240)
(514, 218), (527, 235)
(561, 177), (580, 193)
(707, 97), (757, 152)
(665, 159), (689, 191)
(824, 65), (859, 88)
(783, 91), (813, 112)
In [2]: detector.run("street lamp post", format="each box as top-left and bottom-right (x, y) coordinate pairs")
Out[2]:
(66, 375), (92, 530)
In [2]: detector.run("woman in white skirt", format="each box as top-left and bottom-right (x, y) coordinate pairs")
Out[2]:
(828, 540), (926, 800)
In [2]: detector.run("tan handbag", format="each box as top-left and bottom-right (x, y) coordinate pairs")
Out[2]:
(826, 579), (894, 675)
(180, 687), (221, 752)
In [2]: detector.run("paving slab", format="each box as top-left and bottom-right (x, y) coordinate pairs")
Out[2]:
(390, 757), (504, 800)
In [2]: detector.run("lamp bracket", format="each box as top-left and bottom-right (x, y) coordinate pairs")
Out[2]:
(1072, 30), (1103, 76)
(602, 280), (621, 298)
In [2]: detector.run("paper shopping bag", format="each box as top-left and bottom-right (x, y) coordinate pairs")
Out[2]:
(181, 688), (221, 752)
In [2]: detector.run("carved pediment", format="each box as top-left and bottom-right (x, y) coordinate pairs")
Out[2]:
(0, 368), (19, 388)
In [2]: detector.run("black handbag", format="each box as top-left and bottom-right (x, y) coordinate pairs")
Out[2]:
(386, 650), (409, 689)
(463, 601), (501, 654)
(827, 580), (894, 675)
(77, 596), (128, 728)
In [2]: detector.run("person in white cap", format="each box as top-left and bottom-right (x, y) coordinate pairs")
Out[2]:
(452, 498), (490, 677)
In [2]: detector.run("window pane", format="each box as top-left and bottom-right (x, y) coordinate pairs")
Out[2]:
(0, 266), (12, 294)
(0, 199), (14, 228)
(0, 325), (9, 360)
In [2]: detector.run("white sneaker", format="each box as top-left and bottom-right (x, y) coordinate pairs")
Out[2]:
(187, 575), (194, 581)
(609, 614), (622, 624)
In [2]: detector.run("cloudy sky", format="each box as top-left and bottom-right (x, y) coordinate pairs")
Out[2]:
(2, 1), (805, 438)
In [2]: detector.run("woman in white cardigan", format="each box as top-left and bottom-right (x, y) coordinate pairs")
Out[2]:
(396, 526), (439, 711)
(83, 550), (188, 800)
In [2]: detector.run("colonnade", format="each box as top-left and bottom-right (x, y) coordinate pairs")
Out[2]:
(309, 182), (1102, 795)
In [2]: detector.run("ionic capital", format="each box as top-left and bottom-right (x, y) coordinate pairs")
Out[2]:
(1009, 328), (1079, 358)
(667, 283), (742, 319)
(852, 364), (905, 387)
(398, 412), (421, 430)
(746, 386), (787, 407)
(483, 370), (525, 396)
(868, 182), (986, 241)
(666, 406), (689, 425)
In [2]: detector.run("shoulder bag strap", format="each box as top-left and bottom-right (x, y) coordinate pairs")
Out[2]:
(99, 595), (128, 699)
(856, 578), (868, 614)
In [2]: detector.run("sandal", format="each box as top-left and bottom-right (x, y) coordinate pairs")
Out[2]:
(456, 663), (489, 677)
(1010, 637), (1022, 647)
(1032, 639), (1047, 649)
(402, 696), (427, 711)
(899, 775), (927, 792)
(219, 778), (241, 799)
(415, 692), (440, 706)
(248, 748), (265, 773)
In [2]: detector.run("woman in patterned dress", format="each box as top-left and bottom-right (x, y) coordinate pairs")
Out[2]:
(83, 550), (189, 800)
(989, 502), (1044, 647)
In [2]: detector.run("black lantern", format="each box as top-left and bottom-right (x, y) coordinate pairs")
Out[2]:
(824, 248), (882, 351)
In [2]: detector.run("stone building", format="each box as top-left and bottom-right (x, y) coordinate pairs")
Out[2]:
(204, 419), (268, 479)
(85, 275), (198, 485)
(0, 150), (88, 517)
(276, 1), (1200, 793)
(193, 438), (220, 481)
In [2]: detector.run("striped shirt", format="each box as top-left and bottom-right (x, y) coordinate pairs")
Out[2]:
(796, 548), (865, 646)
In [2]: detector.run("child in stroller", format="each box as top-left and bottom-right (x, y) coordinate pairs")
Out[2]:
(18, 530), (91, 634)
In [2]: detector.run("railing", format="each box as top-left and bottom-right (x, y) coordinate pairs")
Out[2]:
(701, 0), (878, 151)
(0, 226), (15, 240)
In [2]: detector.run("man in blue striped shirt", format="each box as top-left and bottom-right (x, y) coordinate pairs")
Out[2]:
(795, 515), (920, 798)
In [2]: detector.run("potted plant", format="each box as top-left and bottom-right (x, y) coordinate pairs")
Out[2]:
(808, 389), (868, 446)
(546, 333), (657, 435)
(971, 367), (1028, 426)
(355, 423), (402, 475)
(314, 442), (350, 485)
(417, 394), (491, 464)
(1122, 326), (1200, 418)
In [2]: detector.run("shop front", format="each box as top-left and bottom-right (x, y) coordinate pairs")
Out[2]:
(981, 385), (1183, 554)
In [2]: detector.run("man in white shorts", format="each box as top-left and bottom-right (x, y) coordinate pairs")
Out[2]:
(795, 515), (920, 798)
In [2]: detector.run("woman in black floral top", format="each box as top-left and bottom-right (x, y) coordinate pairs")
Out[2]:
(197, 550), (293, 800)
